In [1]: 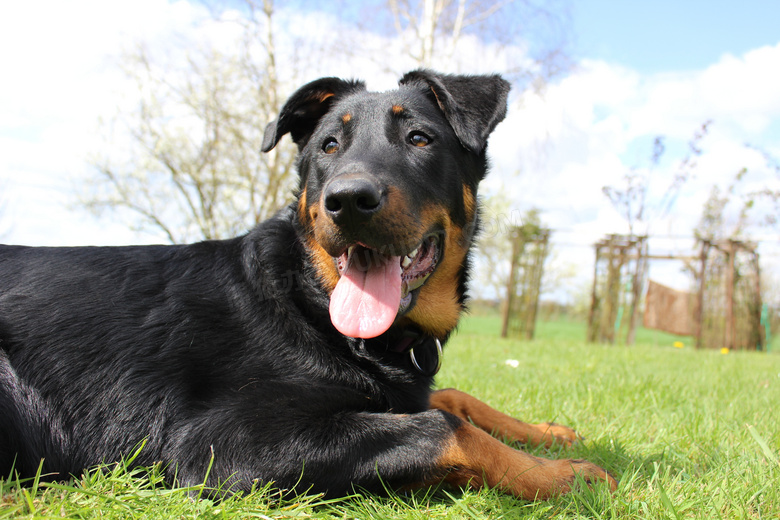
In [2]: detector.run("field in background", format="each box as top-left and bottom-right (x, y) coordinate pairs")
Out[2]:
(456, 313), (699, 345)
(465, 301), (779, 353)
(2, 316), (779, 519)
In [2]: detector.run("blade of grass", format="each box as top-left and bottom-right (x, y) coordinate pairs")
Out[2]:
(443, 490), (483, 520)
(747, 424), (779, 465)
(658, 485), (681, 520)
(40, 481), (134, 511)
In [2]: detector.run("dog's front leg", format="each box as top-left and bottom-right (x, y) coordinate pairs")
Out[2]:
(170, 405), (614, 500)
(432, 418), (617, 499)
(430, 388), (580, 448)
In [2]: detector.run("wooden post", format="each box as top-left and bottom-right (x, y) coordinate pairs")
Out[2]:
(753, 250), (764, 351)
(587, 242), (602, 343)
(695, 241), (708, 349)
(501, 226), (550, 340)
(626, 236), (647, 346)
(603, 240), (624, 344)
(524, 230), (550, 340)
(500, 228), (521, 338)
(725, 239), (736, 351)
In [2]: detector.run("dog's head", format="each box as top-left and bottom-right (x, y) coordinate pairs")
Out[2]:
(262, 70), (509, 341)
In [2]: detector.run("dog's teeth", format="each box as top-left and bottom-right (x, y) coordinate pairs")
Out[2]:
(347, 245), (355, 257)
(402, 256), (413, 268)
(409, 248), (419, 259)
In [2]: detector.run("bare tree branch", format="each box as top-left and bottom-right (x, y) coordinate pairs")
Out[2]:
(81, 0), (302, 243)
(602, 122), (711, 236)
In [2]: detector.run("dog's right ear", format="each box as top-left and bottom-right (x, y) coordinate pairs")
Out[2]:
(261, 78), (366, 152)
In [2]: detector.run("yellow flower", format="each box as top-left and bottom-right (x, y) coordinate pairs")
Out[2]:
(721, 347), (729, 355)
(673, 341), (684, 349)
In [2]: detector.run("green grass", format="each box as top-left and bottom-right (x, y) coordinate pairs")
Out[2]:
(3, 317), (779, 519)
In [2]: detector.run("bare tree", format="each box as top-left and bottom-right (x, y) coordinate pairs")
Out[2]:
(689, 145), (780, 240)
(388, 0), (501, 67)
(693, 184), (751, 243)
(602, 121), (711, 236)
(474, 203), (572, 305)
(473, 192), (519, 299)
(744, 146), (780, 232)
(83, 0), (300, 243)
(350, 0), (571, 87)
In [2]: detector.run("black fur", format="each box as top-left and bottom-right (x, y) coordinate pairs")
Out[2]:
(0, 70), (509, 496)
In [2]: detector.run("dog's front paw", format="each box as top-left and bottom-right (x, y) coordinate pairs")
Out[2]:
(531, 422), (580, 448)
(559, 459), (618, 492)
(547, 458), (618, 496)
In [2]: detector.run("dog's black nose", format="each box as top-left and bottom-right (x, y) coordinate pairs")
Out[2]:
(323, 176), (384, 226)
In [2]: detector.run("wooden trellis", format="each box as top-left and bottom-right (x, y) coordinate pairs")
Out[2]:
(586, 234), (765, 350)
(696, 238), (764, 350)
(500, 225), (551, 340)
(587, 234), (648, 344)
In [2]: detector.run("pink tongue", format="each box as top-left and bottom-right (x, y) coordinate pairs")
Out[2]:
(329, 253), (402, 339)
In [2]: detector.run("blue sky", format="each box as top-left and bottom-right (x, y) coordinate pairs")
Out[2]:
(1, 0), (779, 296)
(573, 0), (780, 73)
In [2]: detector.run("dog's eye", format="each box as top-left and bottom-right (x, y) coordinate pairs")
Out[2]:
(409, 132), (431, 147)
(322, 139), (340, 154)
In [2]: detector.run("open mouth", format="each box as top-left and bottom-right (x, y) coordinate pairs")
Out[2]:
(328, 234), (442, 339)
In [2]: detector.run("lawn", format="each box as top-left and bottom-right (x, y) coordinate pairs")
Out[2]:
(2, 317), (779, 519)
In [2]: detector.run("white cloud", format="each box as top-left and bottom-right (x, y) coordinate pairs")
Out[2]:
(489, 42), (780, 225)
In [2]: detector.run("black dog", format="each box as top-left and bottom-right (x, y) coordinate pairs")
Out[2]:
(0, 70), (616, 500)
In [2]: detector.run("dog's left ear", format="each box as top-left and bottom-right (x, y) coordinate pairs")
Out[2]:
(262, 77), (366, 152)
(399, 70), (510, 154)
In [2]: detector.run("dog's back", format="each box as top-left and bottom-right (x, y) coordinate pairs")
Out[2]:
(1, 239), (239, 474)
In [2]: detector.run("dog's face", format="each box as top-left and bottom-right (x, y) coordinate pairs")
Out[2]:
(263, 71), (509, 340)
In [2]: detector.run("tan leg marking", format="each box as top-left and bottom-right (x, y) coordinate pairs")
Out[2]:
(435, 420), (617, 500)
(430, 388), (579, 448)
